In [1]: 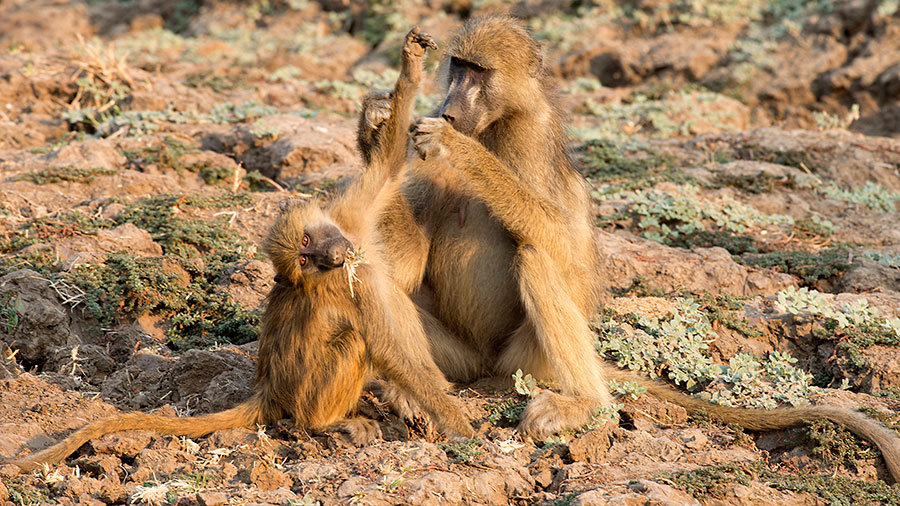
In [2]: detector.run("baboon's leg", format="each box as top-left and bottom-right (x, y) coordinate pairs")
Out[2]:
(380, 195), (430, 294)
(369, 289), (474, 438)
(511, 245), (612, 438)
(417, 306), (487, 383)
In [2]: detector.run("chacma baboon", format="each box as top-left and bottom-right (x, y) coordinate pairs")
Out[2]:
(6, 28), (472, 473)
(382, 15), (611, 439)
(381, 16), (900, 481)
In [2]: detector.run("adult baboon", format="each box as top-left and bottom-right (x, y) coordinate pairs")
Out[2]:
(380, 16), (610, 438)
(379, 16), (900, 481)
(6, 28), (472, 473)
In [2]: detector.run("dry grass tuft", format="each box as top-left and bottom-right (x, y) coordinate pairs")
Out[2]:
(343, 248), (368, 298)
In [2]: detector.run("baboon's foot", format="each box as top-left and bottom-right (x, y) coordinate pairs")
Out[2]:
(380, 383), (436, 435)
(380, 383), (427, 421)
(403, 26), (437, 60)
(327, 417), (383, 446)
(517, 390), (601, 441)
(411, 117), (449, 160)
(361, 90), (393, 132)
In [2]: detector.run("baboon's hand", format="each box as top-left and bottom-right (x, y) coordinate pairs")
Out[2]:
(361, 89), (393, 132)
(412, 117), (449, 160)
(403, 26), (438, 61)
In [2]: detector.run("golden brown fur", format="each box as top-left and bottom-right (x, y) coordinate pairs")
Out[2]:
(6, 28), (471, 473)
(384, 16), (611, 437)
(380, 16), (900, 482)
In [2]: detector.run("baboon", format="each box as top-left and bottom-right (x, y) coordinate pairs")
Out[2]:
(6, 28), (472, 473)
(379, 16), (900, 481)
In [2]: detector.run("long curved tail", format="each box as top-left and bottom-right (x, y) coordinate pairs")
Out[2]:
(602, 365), (900, 482)
(7, 396), (262, 472)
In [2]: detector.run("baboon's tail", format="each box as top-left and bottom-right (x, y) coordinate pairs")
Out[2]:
(603, 365), (900, 482)
(7, 396), (263, 472)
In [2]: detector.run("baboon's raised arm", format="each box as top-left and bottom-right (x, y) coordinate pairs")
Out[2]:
(333, 27), (436, 240)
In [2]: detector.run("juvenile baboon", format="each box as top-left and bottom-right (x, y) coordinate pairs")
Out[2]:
(6, 28), (472, 473)
(380, 16), (900, 481)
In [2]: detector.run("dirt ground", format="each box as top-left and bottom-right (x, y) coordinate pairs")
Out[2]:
(1, 1), (900, 504)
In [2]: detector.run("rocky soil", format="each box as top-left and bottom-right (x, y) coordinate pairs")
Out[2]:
(1, 0), (899, 504)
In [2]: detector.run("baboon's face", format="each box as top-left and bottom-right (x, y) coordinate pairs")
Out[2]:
(266, 203), (353, 287)
(297, 223), (353, 274)
(439, 56), (494, 137)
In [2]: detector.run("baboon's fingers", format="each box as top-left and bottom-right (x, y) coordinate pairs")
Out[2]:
(404, 26), (437, 59)
(411, 117), (446, 159)
(412, 30), (438, 51)
(413, 117), (445, 133)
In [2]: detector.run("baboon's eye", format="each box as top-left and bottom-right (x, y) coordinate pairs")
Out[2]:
(469, 62), (487, 73)
(299, 255), (309, 267)
(302, 234), (310, 247)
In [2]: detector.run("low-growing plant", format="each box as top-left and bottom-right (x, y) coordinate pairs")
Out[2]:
(576, 89), (739, 140)
(438, 438), (482, 464)
(64, 101), (278, 138)
(806, 419), (881, 472)
(0, 194), (265, 349)
(0, 210), (115, 255)
(863, 251), (900, 269)
(3, 475), (53, 505)
(249, 119), (283, 139)
(609, 379), (647, 399)
(597, 297), (819, 408)
(658, 460), (900, 504)
(596, 298), (718, 390)
(819, 181), (900, 213)
(741, 248), (853, 285)
(690, 291), (764, 339)
(122, 136), (195, 170)
(314, 68), (401, 101)
(16, 166), (118, 185)
(702, 351), (816, 409)
(580, 139), (675, 181)
(729, 143), (821, 172)
(0, 293), (21, 334)
(813, 104), (860, 131)
(793, 215), (837, 240)
(665, 229), (760, 254)
(713, 171), (790, 194)
(775, 286), (900, 368)
(513, 368), (538, 397)
(598, 184), (793, 244)
(184, 72), (249, 92)
(485, 399), (527, 426)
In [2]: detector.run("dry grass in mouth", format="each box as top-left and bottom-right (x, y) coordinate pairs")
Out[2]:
(343, 248), (369, 297)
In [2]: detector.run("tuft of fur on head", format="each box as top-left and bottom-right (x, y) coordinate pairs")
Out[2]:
(265, 201), (324, 288)
(446, 16), (542, 76)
